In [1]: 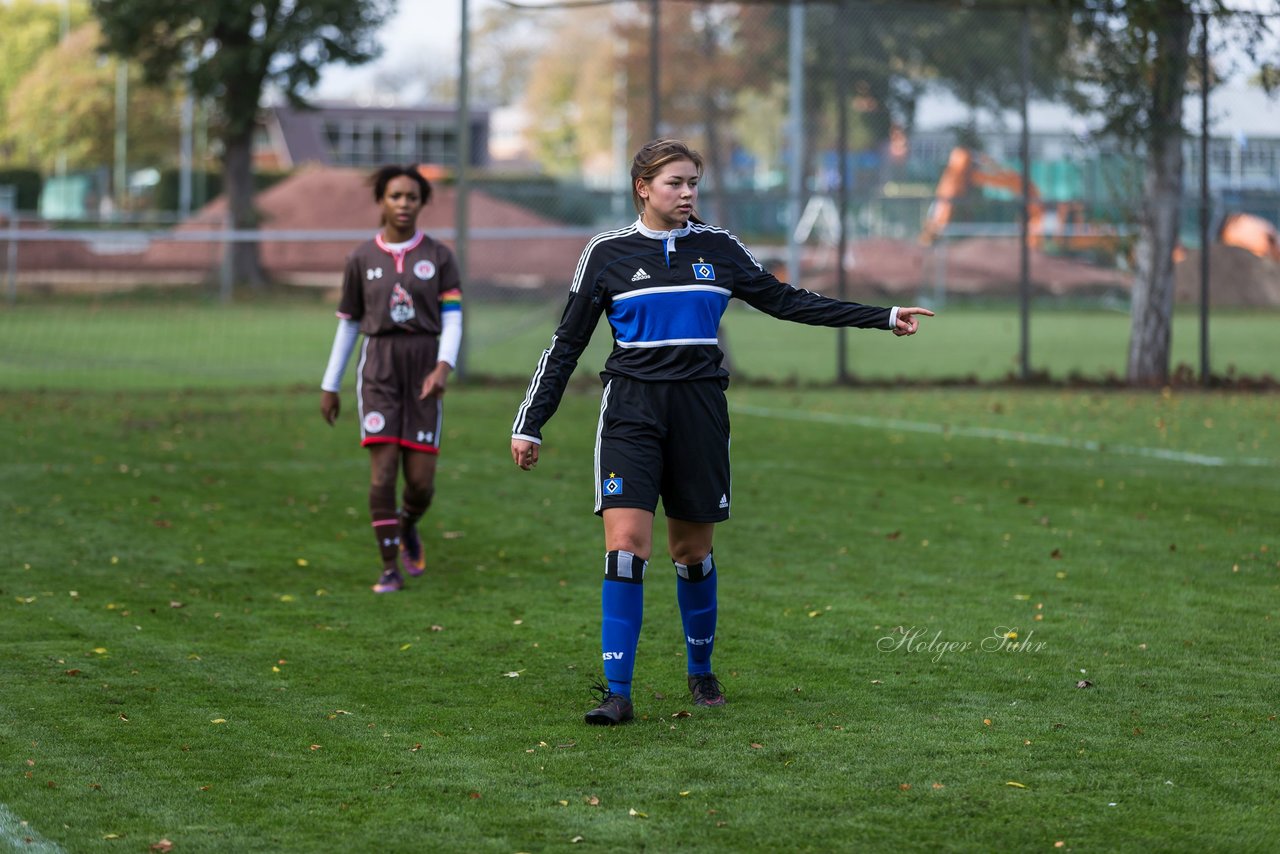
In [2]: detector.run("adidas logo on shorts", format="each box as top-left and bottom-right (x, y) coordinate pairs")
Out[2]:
(631, 268), (651, 282)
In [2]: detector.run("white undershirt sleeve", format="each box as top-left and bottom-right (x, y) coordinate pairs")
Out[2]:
(437, 309), (463, 369)
(889, 306), (900, 331)
(321, 318), (360, 392)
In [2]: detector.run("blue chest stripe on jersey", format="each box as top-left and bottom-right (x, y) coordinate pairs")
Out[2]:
(609, 288), (731, 347)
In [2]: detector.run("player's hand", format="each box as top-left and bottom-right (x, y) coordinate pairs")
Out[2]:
(321, 391), (340, 425)
(511, 438), (540, 471)
(893, 306), (935, 337)
(420, 362), (452, 400)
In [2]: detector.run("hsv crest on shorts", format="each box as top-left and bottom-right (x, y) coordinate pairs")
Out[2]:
(389, 282), (415, 324)
(603, 474), (624, 496)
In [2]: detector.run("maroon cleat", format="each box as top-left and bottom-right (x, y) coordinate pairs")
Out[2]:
(371, 569), (404, 594)
(400, 526), (426, 577)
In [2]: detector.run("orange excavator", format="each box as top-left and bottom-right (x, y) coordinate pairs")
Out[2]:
(923, 146), (1280, 263)
(1217, 212), (1280, 263)
(920, 147), (1044, 247)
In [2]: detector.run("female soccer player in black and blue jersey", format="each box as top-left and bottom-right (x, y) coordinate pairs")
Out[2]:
(511, 139), (933, 725)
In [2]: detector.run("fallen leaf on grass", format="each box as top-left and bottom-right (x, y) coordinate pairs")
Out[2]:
(430, 625), (444, 632)
(586, 795), (600, 806)
(150, 840), (174, 853)
(679, 791), (690, 797)
(556, 800), (569, 806)
(469, 792), (481, 800)
(899, 783), (911, 791)
(1076, 680), (1094, 689)
(886, 530), (901, 540)
(571, 836), (584, 844)
(629, 808), (648, 818)
(64, 669), (81, 676)
(503, 670), (524, 678)
(672, 710), (691, 719)
(400, 644), (412, 651)
(750, 743), (763, 749)
(210, 719), (227, 724)
(1051, 548), (1063, 559)
(103, 833), (122, 840)
(169, 601), (184, 609)
(309, 744), (321, 751)
(1006, 781), (1027, 788)
(410, 744), (422, 752)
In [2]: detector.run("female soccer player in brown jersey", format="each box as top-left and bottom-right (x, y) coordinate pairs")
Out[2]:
(320, 166), (463, 593)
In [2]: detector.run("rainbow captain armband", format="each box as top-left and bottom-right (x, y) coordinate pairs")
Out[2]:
(440, 288), (462, 312)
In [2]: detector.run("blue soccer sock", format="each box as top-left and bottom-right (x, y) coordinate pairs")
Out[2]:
(601, 550), (646, 698)
(675, 553), (717, 675)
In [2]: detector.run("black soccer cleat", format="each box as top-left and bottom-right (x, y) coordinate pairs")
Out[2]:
(584, 679), (634, 725)
(688, 672), (726, 707)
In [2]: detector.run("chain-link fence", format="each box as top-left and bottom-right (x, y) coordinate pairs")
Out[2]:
(3, 1), (1279, 383)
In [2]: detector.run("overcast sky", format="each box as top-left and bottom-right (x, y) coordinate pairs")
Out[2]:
(314, 0), (501, 101)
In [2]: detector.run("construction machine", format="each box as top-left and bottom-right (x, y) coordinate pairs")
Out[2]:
(923, 146), (1280, 263)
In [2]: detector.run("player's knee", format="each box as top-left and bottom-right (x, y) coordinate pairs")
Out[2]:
(670, 547), (711, 571)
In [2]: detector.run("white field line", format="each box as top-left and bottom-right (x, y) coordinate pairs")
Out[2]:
(0, 803), (64, 853)
(729, 404), (1278, 468)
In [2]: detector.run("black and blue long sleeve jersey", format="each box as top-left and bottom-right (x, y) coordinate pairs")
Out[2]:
(512, 218), (896, 443)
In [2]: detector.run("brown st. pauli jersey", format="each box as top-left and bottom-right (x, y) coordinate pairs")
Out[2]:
(336, 231), (462, 336)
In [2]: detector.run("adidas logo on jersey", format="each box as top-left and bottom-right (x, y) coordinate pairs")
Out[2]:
(631, 268), (651, 282)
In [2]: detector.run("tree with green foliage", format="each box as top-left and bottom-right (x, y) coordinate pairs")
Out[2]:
(6, 23), (180, 180)
(1061, 0), (1277, 384)
(91, 0), (392, 287)
(0, 0), (92, 165)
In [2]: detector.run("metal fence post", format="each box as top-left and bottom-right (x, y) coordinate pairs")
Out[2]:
(1198, 12), (1211, 386)
(455, 0), (472, 379)
(785, 0), (805, 288)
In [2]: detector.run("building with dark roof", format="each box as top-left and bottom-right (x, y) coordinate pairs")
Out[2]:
(255, 102), (490, 171)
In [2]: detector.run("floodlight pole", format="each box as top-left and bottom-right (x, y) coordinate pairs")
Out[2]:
(115, 60), (128, 216)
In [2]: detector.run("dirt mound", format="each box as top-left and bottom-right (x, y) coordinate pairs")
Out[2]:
(1174, 244), (1280, 307)
(800, 237), (1132, 299)
(140, 165), (588, 289)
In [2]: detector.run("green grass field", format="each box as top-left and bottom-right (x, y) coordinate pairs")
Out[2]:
(1, 296), (1278, 852)
(0, 292), (1276, 389)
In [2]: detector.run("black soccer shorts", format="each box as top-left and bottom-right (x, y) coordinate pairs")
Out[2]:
(594, 376), (731, 522)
